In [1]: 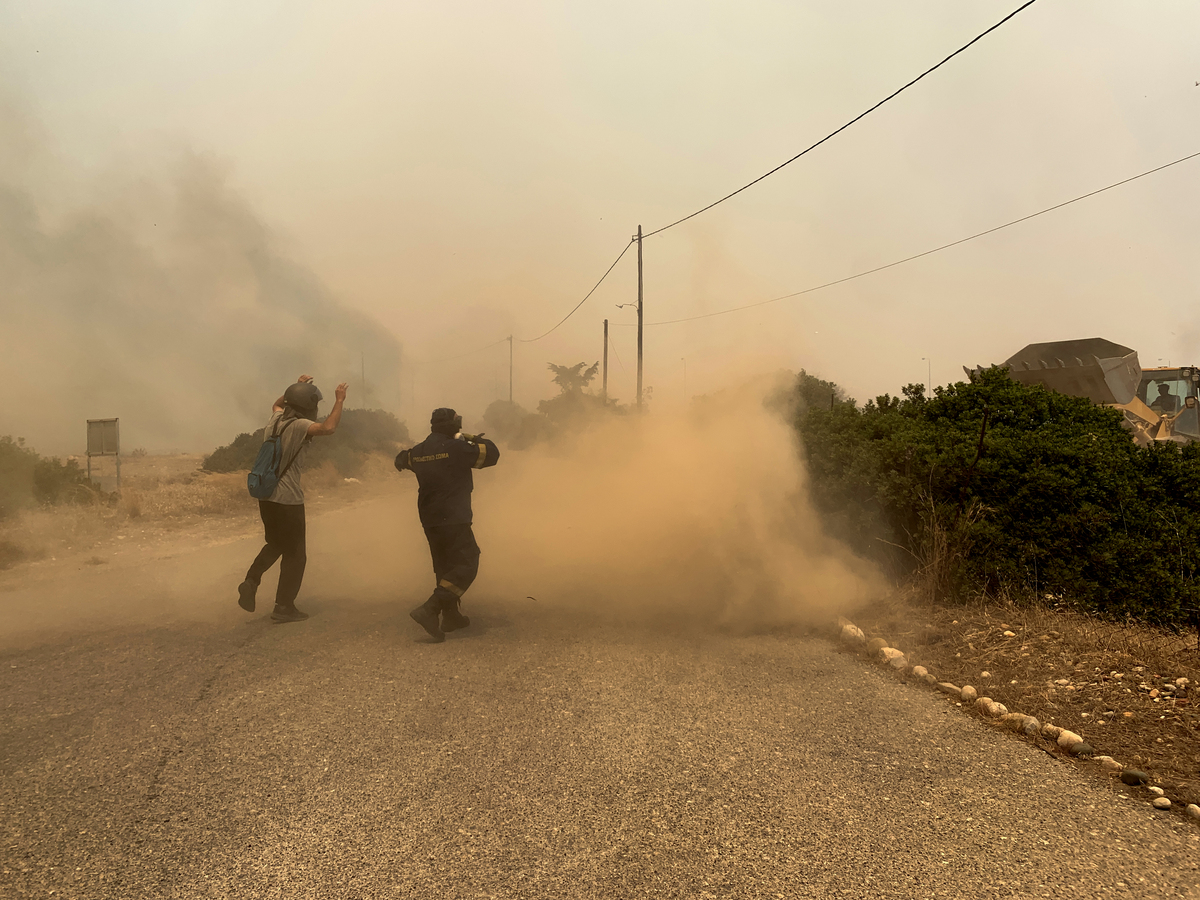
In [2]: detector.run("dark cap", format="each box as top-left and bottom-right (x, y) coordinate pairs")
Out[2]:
(431, 408), (458, 426)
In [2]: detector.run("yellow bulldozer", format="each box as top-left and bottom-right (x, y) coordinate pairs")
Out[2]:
(976, 338), (1200, 446)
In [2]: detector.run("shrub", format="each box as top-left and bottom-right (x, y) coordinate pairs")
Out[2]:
(0, 436), (39, 520)
(483, 400), (529, 443)
(795, 367), (1200, 627)
(33, 457), (91, 505)
(203, 408), (410, 476)
(0, 436), (94, 519)
(201, 430), (262, 473)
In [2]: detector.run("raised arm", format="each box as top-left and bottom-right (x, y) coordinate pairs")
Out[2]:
(307, 382), (349, 436)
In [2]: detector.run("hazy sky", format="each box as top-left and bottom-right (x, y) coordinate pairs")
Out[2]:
(3, 1), (1199, 451)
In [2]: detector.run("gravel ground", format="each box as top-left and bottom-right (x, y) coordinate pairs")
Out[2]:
(3, 512), (1200, 898)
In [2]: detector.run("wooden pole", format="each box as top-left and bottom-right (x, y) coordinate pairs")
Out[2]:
(602, 319), (609, 402)
(508, 335), (513, 404)
(636, 225), (643, 410)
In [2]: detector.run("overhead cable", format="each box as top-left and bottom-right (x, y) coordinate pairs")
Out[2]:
(517, 239), (635, 343)
(608, 332), (627, 374)
(613, 149), (1200, 327)
(409, 239), (633, 363)
(643, 0), (1041, 238)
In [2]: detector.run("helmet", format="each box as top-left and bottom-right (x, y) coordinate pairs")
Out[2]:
(283, 382), (323, 419)
(430, 407), (462, 435)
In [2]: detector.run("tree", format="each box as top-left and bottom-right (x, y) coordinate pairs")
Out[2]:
(538, 361), (618, 426)
(547, 362), (600, 393)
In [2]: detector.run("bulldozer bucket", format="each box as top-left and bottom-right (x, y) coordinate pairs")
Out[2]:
(1003, 338), (1141, 405)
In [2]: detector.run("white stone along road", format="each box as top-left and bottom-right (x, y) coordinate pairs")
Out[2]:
(2, 500), (1199, 899)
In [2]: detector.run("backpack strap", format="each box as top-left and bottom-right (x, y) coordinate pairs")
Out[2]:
(274, 417), (310, 485)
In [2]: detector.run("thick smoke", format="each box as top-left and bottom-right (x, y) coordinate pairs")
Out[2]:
(464, 376), (883, 628)
(0, 100), (403, 455)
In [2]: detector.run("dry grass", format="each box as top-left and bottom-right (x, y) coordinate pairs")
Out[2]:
(119, 472), (250, 519)
(306, 460), (346, 493)
(850, 591), (1200, 809)
(0, 452), (398, 569)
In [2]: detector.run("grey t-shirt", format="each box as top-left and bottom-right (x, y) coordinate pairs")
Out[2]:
(264, 410), (314, 505)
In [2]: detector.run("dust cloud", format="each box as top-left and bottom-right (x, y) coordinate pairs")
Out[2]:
(292, 375), (883, 630)
(0, 98), (404, 456)
(448, 377), (880, 628)
(0, 378), (880, 645)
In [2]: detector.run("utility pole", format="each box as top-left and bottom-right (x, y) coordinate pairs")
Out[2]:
(361, 353), (366, 408)
(508, 335), (513, 404)
(602, 319), (609, 402)
(636, 224), (644, 410)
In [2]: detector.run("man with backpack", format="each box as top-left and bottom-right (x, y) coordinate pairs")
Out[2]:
(238, 374), (348, 623)
(394, 408), (500, 642)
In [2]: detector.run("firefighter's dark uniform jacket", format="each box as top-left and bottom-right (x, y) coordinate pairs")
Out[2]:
(395, 432), (500, 527)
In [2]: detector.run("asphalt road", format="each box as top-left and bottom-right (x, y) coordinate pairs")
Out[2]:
(2, 501), (1199, 899)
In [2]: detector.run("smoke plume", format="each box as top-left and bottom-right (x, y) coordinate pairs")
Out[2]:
(0, 99), (404, 455)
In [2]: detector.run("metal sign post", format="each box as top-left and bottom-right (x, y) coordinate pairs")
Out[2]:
(86, 418), (121, 492)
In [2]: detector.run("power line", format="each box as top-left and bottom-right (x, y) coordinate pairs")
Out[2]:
(643, 0), (1041, 239)
(614, 149), (1200, 327)
(407, 1), (1039, 361)
(517, 239), (635, 343)
(608, 331), (627, 374)
(409, 239), (633, 363)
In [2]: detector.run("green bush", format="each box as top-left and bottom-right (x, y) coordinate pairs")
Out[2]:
(203, 408), (410, 476)
(795, 367), (1200, 627)
(0, 436), (39, 520)
(202, 431), (262, 474)
(0, 436), (92, 519)
(33, 457), (91, 505)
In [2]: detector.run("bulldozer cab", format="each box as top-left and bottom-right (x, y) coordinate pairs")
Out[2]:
(1138, 367), (1200, 440)
(998, 339), (1200, 445)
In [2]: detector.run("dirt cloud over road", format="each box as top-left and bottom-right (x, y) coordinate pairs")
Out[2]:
(464, 379), (881, 628)
(0, 98), (403, 456)
(0, 379), (878, 643)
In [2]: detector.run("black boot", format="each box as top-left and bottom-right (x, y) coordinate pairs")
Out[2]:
(271, 604), (309, 623)
(238, 580), (257, 612)
(441, 594), (471, 633)
(409, 595), (445, 642)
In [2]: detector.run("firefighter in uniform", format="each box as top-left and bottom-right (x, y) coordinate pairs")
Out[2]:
(394, 408), (500, 642)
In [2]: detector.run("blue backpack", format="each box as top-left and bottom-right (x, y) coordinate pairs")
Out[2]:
(247, 416), (306, 500)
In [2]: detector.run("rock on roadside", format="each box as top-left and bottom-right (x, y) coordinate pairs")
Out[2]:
(1056, 730), (1089, 754)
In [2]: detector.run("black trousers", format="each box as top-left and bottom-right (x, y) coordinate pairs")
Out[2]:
(246, 501), (307, 607)
(424, 523), (481, 601)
